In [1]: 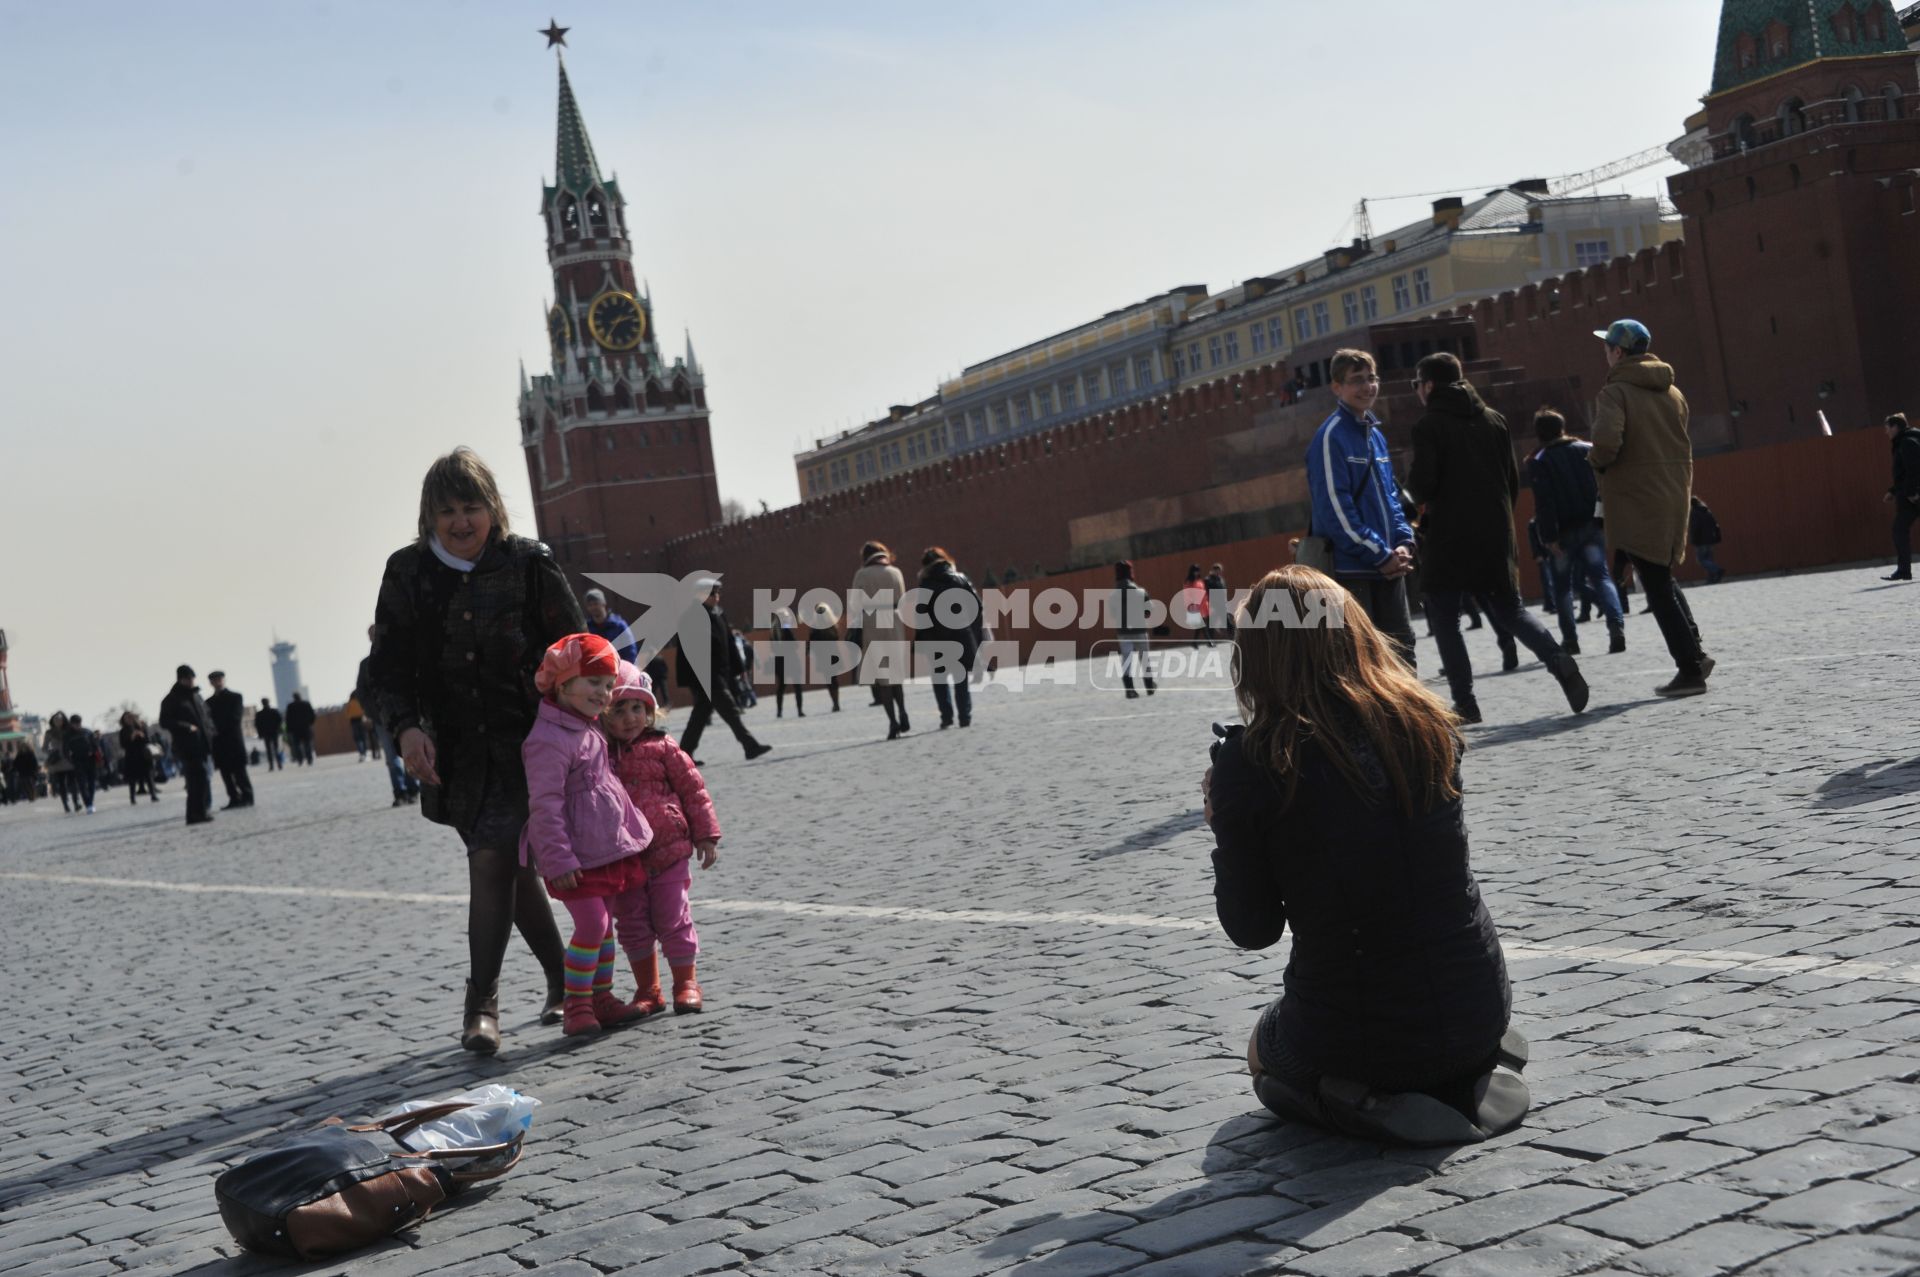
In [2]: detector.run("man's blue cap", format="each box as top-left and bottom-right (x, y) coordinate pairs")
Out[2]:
(1594, 318), (1651, 353)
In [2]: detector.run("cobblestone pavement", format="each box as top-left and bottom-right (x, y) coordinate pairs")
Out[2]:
(6, 565), (1920, 1276)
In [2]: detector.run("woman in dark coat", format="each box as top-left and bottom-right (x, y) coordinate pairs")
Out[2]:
(915, 546), (985, 729)
(118, 712), (160, 803)
(365, 447), (583, 1054)
(1206, 565), (1527, 1146)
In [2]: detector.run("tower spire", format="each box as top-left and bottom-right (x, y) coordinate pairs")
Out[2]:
(554, 56), (605, 196)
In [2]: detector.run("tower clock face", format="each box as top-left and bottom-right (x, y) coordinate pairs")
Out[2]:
(547, 305), (570, 359)
(587, 290), (646, 351)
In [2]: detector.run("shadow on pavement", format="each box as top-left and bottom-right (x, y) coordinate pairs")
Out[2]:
(994, 1107), (1435, 1274)
(1460, 699), (1645, 750)
(1083, 811), (1207, 860)
(1813, 756), (1920, 808)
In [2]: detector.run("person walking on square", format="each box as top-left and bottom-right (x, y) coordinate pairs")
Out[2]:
(42, 713), (76, 813)
(365, 447), (581, 1053)
(1528, 408), (1626, 654)
(284, 693), (316, 766)
(851, 542), (913, 740)
(602, 662), (721, 1015)
(1405, 353), (1587, 724)
(803, 601), (844, 713)
(346, 694), (370, 760)
(770, 607), (804, 719)
(160, 666), (216, 825)
(916, 547), (986, 728)
(674, 581), (772, 762)
(1112, 560), (1158, 699)
(11, 743), (38, 803)
(1589, 319), (1714, 697)
(1305, 348), (1419, 667)
(1882, 412), (1920, 581)
(583, 587), (640, 666)
(1206, 565), (1526, 1146)
(520, 635), (655, 1037)
(1689, 496), (1726, 584)
(206, 672), (255, 808)
(118, 711), (161, 804)
(1205, 563), (1235, 643)
(61, 712), (101, 814)
(254, 698), (284, 771)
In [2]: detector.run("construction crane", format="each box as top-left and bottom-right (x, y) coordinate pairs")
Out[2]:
(1545, 145), (1675, 196)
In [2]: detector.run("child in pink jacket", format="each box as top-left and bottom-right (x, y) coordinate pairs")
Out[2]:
(601, 661), (722, 1014)
(520, 633), (655, 1037)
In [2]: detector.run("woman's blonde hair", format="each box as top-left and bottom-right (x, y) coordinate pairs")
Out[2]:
(1231, 565), (1461, 817)
(417, 447), (511, 545)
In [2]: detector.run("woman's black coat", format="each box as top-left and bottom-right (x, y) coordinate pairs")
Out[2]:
(1209, 723), (1509, 1088)
(1406, 382), (1522, 596)
(366, 535), (585, 835)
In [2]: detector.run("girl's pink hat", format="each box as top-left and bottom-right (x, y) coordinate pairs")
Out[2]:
(534, 632), (619, 695)
(611, 659), (658, 710)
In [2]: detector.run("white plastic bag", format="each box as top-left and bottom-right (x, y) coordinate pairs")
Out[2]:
(377, 1085), (540, 1153)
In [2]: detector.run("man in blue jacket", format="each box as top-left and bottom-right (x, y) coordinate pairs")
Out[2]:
(1305, 348), (1418, 665)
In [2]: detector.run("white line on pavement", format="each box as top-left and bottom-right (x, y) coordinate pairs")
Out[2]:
(6, 871), (1920, 985)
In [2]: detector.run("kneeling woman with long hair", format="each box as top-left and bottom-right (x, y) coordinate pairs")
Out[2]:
(1206, 565), (1528, 1145)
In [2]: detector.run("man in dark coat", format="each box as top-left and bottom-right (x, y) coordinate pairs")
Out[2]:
(675, 581), (771, 763)
(159, 665), (216, 825)
(205, 671), (255, 808)
(284, 693), (316, 765)
(1405, 352), (1586, 724)
(1527, 409), (1626, 653)
(255, 697), (284, 770)
(1884, 412), (1920, 581)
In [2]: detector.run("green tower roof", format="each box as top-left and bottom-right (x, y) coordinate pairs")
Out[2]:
(553, 57), (605, 195)
(1711, 0), (1909, 95)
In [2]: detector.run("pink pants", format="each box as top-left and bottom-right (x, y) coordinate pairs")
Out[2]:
(611, 859), (698, 966)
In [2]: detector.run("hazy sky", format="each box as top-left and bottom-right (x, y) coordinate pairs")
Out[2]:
(1, 0), (1723, 727)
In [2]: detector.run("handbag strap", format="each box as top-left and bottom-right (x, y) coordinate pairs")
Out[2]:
(351, 1100), (475, 1140)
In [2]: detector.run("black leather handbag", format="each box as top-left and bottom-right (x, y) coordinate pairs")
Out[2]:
(214, 1102), (521, 1261)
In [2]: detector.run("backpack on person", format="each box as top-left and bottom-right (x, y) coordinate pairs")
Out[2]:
(214, 1102), (521, 1260)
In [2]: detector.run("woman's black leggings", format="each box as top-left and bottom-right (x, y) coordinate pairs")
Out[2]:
(465, 845), (567, 994)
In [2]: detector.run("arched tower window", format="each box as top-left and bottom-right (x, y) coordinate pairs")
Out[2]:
(614, 382), (634, 411)
(1844, 86), (1865, 122)
(1733, 113), (1757, 150)
(1736, 32), (1758, 69)
(559, 195), (580, 241)
(1777, 97), (1807, 136)
(586, 383), (606, 413)
(586, 191), (610, 236)
(1886, 85), (1905, 119)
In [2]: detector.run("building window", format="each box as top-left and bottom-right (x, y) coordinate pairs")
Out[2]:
(931, 423), (948, 452)
(1312, 301), (1331, 335)
(1250, 322), (1267, 355)
(855, 452), (873, 478)
(966, 409), (981, 441)
(1342, 292), (1359, 327)
(1015, 397), (1031, 426)
(1035, 386), (1053, 417)
(879, 446), (894, 473)
(1573, 239), (1611, 268)
(1294, 308), (1312, 343)
(1136, 354), (1153, 387)
(1084, 370), (1104, 401)
(1208, 336), (1224, 368)
(992, 403), (1009, 433)
(1361, 285), (1379, 321)
(1766, 21), (1789, 60)
(1185, 343), (1202, 374)
(1224, 330), (1240, 362)
(1392, 275), (1410, 311)
(1737, 32), (1757, 69)
(1267, 317), (1285, 351)
(1412, 267), (1432, 306)
(1059, 379), (1077, 410)
(1172, 347), (1187, 378)
(1111, 362), (1130, 394)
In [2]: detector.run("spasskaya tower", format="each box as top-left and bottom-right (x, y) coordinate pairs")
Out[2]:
(519, 34), (722, 577)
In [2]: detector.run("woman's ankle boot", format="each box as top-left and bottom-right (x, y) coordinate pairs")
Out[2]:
(461, 980), (501, 1055)
(540, 974), (566, 1026)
